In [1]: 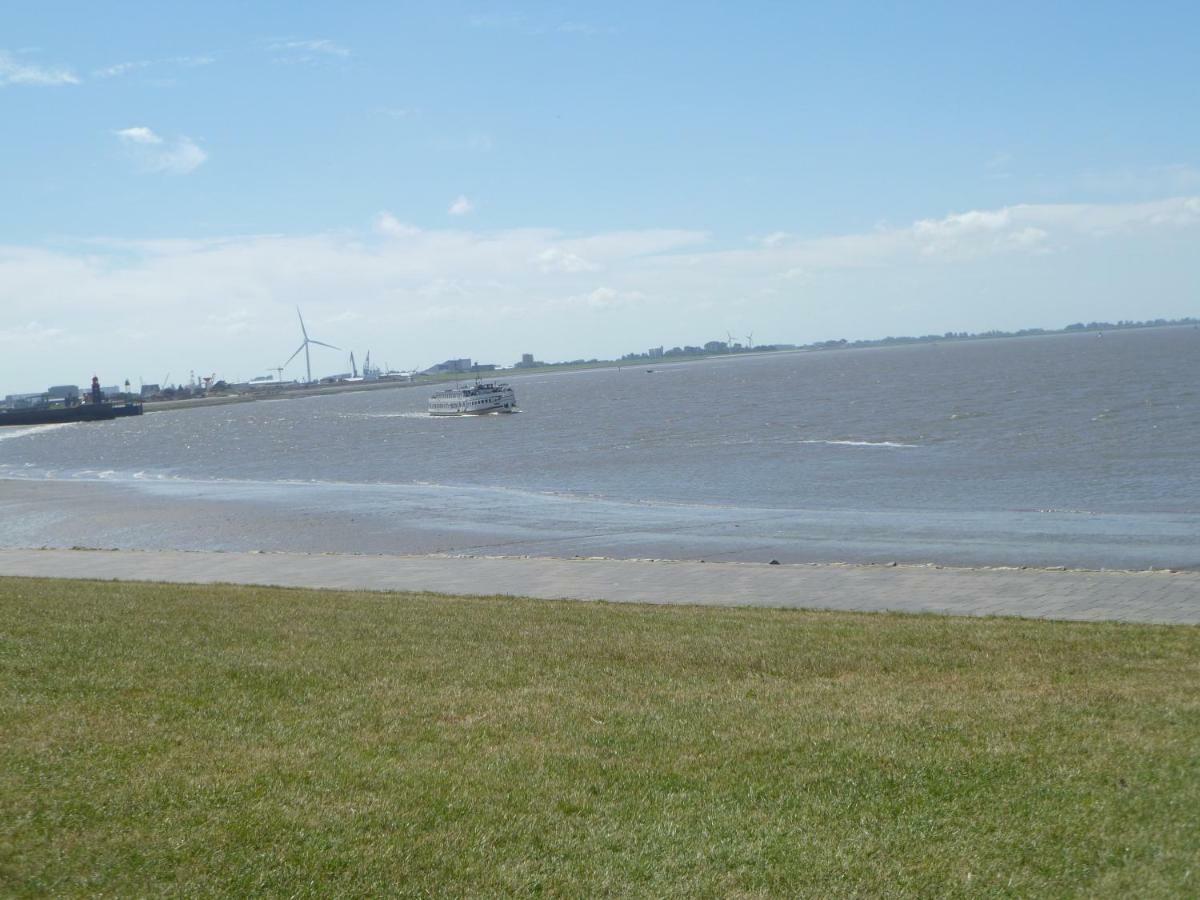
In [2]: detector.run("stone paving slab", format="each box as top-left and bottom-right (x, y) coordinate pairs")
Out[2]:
(0, 549), (1197, 624)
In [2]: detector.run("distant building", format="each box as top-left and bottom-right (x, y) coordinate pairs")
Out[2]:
(47, 385), (80, 402)
(648, 346), (664, 358)
(140, 384), (161, 398)
(521, 353), (534, 366)
(422, 358), (474, 375)
(4, 393), (46, 410)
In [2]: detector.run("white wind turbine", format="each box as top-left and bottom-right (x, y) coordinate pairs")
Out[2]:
(284, 307), (340, 384)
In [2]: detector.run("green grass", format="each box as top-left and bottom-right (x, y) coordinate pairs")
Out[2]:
(1, 578), (1197, 897)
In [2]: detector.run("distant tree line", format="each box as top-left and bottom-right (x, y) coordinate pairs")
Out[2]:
(610, 317), (1197, 364)
(800, 317), (1198, 352)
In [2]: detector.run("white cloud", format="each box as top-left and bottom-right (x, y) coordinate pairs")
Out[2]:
(910, 208), (1048, 256)
(536, 247), (600, 273)
(0, 50), (79, 86)
(448, 195), (474, 216)
(374, 212), (420, 238)
(115, 127), (207, 174)
(0, 196), (1197, 391)
(575, 286), (646, 309)
(205, 308), (256, 335)
(116, 126), (164, 145)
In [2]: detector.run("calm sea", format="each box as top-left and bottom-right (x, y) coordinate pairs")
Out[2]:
(1, 326), (1197, 569)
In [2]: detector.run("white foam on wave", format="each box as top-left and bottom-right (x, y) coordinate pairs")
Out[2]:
(793, 439), (918, 448)
(352, 412), (432, 419)
(0, 422), (80, 442)
(352, 409), (523, 420)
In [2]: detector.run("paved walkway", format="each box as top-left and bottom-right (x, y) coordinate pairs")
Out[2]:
(1, 549), (1196, 624)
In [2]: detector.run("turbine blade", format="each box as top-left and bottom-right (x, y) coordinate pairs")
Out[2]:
(308, 340), (341, 351)
(283, 343), (306, 367)
(297, 307), (308, 340)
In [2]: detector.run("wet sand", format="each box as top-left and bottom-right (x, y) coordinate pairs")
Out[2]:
(3, 478), (1197, 571)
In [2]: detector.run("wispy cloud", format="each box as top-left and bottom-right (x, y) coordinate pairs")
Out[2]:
(1078, 163), (1200, 198)
(428, 133), (494, 153)
(984, 151), (1013, 180)
(94, 60), (151, 79)
(115, 126), (208, 174)
(0, 321), (64, 343)
(93, 55), (215, 79)
(267, 38), (351, 63)
(0, 49), (79, 86)
(468, 13), (615, 36)
(376, 106), (419, 119)
(448, 195), (475, 216)
(555, 22), (617, 36)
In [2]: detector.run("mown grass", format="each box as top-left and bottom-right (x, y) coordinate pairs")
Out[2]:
(0, 577), (1197, 897)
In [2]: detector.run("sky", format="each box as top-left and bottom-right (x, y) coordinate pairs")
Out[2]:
(1, 0), (1198, 391)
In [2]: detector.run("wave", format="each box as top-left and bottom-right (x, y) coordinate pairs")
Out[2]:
(349, 409), (524, 419)
(792, 439), (918, 448)
(348, 412), (431, 419)
(0, 422), (80, 442)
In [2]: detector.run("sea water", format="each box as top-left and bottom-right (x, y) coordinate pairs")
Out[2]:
(1, 326), (1197, 568)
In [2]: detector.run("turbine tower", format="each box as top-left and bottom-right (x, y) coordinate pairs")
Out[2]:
(745, 332), (754, 350)
(284, 307), (340, 384)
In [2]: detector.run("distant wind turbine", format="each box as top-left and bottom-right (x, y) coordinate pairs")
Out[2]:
(745, 332), (754, 350)
(284, 307), (340, 384)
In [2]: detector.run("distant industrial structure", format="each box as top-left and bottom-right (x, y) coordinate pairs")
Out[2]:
(422, 358), (498, 375)
(3, 382), (136, 410)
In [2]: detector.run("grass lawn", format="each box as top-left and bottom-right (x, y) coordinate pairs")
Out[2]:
(1, 578), (1197, 897)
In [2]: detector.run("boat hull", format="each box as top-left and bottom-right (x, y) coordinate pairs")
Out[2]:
(0, 403), (142, 427)
(429, 406), (517, 416)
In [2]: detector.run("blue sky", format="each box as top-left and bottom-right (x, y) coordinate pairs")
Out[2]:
(1, 1), (1198, 391)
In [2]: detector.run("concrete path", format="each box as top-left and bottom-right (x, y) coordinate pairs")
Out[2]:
(1, 548), (1197, 624)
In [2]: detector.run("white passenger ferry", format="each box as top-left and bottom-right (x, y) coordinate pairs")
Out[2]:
(428, 380), (517, 416)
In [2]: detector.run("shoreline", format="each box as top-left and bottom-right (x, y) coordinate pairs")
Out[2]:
(2, 547), (1196, 624)
(137, 323), (1198, 415)
(139, 348), (809, 412)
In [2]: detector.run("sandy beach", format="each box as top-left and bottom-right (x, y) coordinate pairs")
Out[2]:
(1, 546), (1196, 624)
